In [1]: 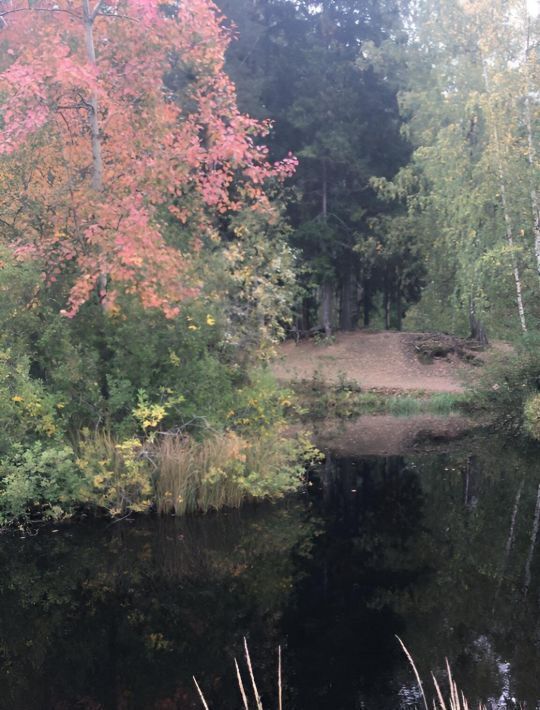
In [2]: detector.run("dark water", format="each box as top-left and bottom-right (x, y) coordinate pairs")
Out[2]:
(2, 438), (540, 709)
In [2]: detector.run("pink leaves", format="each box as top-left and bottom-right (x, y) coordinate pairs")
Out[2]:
(0, 0), (296, 317)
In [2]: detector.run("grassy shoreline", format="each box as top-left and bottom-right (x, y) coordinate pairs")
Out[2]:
(290, 377), (472, 420)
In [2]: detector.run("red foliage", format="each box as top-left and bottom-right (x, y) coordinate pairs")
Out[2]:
(0, 0), (296, 316)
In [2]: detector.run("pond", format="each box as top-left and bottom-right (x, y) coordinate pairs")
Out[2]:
(1, 434), (540, 709)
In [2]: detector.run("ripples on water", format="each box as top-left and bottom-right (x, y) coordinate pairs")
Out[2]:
(1, 438), (539, 709)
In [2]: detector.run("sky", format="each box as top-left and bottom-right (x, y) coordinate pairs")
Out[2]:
(527, 0), (539, 17)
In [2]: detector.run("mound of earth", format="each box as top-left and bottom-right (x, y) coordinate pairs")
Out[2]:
(411, 332), (483, 365)
(272, 330), (478, 393)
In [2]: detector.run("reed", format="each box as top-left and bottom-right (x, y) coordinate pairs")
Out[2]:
(156, 432), (248, 515)
(194, 638), (489, 710)
(397, 637), (487, 710)
(155, 429), (302, 515)
(194, 639), (281, 710)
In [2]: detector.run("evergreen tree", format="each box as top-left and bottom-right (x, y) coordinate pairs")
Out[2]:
(218, 0), (422, 333)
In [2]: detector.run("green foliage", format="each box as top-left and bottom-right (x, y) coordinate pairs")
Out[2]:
(0, 350), (64, 454)
(474, 337), (540, 436)
(78, 432), (153, 516)
(0, 442), (85, 525)
(376, 0), (540, 339)
(524, 394), (540, 441)
(226, 369), (297, 433)
(0, 245), (302, 526)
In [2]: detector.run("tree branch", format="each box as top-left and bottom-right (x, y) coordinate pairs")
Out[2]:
(96, 11), (138, 23)
(90, 0), (105, 21)
(0, 7), (82, 20)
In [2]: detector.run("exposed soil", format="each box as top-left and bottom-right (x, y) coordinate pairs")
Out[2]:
(272, 331), (476, 393)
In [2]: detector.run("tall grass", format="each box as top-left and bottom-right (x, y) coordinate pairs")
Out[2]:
(156, 432), (246, 515)
(388, 392), (466, 417)
(78, 426), (307, 518)
(155, 430), (304, 515)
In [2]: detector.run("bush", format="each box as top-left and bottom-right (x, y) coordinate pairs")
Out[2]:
(77, 432), (153, 516)
(0, 350), (65, 455)
(474, 335), (540, 436)
(226, 369), (297, 434)
(0, 443), (85, 525)
(524, 393), (540, 441)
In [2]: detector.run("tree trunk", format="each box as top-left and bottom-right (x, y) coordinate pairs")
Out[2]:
(524, 482), (540, 596)
(396, 282), (403, 332)
(522, 5), (540, 277)
(302, 297), (311, 333)
(339, 263), (356, 331)
(82, 0), (103, 192)
(321, 158), (328, 221)
(383, 275), (390, 330)
(494, 479), (523, 606)
(482, 60), (527, 333)
(363, 280), (371, 327)
(82, 0), (107, 305)
(469, 299), (489, 347)
(321, 280), (333, 338)
(319, 159), (333, 337)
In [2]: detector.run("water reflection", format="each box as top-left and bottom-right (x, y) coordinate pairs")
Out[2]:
(1, 441), (540, 708)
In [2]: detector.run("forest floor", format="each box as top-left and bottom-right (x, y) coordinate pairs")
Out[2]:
(271, 330), (490, 393)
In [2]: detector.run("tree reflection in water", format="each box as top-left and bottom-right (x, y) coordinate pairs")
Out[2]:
(1, 441), (540, 709)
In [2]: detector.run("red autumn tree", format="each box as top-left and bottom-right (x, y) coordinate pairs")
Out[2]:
(0, 0), (296, 316)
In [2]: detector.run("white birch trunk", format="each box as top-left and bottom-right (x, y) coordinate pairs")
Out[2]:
(482, 60), (527, 333)
(521, 4), (540, 277)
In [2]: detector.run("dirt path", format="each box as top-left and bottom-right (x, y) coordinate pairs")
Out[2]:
(272, 331), (473, 393)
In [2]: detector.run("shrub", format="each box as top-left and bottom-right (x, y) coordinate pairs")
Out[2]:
(524, 393), (540, 441)
(0, 350), (65, 455)
(0, 442), (85, 525)
(226, 369), (298, 434)
(474, 335), (540, 436)
(77, 432), (153, 516)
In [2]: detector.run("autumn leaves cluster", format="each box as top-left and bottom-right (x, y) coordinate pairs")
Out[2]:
(0, 0), (296, 316)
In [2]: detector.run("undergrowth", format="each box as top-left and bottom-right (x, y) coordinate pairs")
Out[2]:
(473, 335), (540, 438)
(292, 372), (468, 419)
(0, 367), (320, 527)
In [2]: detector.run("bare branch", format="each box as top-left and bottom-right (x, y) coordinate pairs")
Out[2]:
(0, 7), (82, 20)
(96, 11), (138, 22)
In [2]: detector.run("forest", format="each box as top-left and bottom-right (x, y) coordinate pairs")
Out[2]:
(0, 0), (539, 705)
(0, 0), (538, 526)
